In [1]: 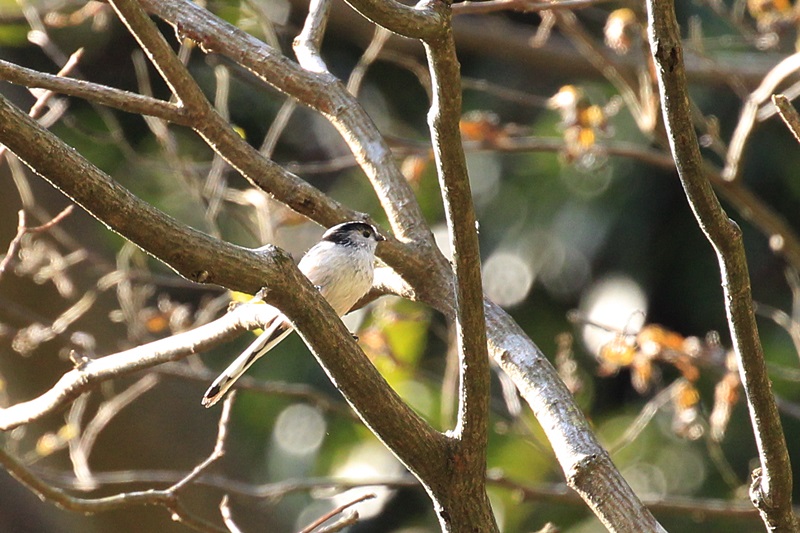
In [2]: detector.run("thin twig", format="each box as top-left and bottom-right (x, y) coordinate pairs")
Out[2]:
(0, 443), (224, 532)
(723, 52), (800, 182)
(772, 93), (800, 144)
(347, 26), (391, 96)
(554, 11), (655, 132)
(28, 47), (83, 117)
(608, 381), (684, 454)
(0, 206), (74, 279)
(312, 512), (359, 533)
(259, 98), (297, 158)
(70, 375), (159, 489)
(219, 495), (242, 533)
(298, 493), (374, 533)
(170, 392), (234, 492)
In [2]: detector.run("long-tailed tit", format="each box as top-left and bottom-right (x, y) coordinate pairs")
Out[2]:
(202, 221), (385, 407)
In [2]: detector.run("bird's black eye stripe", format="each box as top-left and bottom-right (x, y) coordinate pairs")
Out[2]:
(321, 221), (379, 244)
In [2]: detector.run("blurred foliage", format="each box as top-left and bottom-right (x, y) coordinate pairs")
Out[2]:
(0, 0), (799, 532)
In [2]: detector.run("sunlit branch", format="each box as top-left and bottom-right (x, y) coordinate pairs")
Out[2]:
(723, 52), (800, 182)
(0, 58), (188, 124)
(646, 0), (798, 529)
(772, 93), (800, 144)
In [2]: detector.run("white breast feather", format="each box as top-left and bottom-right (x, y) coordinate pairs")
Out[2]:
(298, 241), (375, 315)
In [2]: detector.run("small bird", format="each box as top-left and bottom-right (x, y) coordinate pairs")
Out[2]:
(202, 221), (385, 407)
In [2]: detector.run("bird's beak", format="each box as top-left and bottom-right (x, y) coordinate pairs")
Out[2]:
(376, 232), (386, 242)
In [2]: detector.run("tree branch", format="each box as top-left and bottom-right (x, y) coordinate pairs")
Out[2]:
(141, 0), (435, 248)
(484, 300), (668, 532)
(0, 92), (286, 292)
(108, 0), (209, 111)
(418, 5), (495, 529)
(646, 0), (798, 529)
(773, 93), (800, 143)
(723, 52), (800, 182)
(0, 59), (188, 124)
(0, 299), (252, 430)
(261, 258), (451, 480)
(424, 11), (491, 452)
(293, 0), (333, 73)
(340, 0), (442, 39)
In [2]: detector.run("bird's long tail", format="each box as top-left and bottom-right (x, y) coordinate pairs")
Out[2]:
(202, 319), (293, 407)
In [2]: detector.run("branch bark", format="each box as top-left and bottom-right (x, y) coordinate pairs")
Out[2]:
(420, 4), (495, 530)
(0, 59), (188, 123)
(484, 300), (668, 532)
(646, 0), (798, 529)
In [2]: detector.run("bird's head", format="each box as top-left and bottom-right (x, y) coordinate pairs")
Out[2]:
(321, 221), (385, 250)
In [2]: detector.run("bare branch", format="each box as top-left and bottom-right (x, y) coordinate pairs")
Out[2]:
(0, 59), (188, 124)
(313, 513), (360, 533)
(0, 302), (258, 430)
(554, 11), (655, 132)
(69, 375), (159, 489)
(269, 260), (451, 482)
(293, 0), (333, 73)
(422, 0), (491, 484)
(340, 0), (442, 39)
(347, 26), (392, 96)
(0, 428), (226, 532)
(723, 52), (800, 182)
(108, 0), (208, 111)
(218, 495), (242, 533)
(772, 93), (800, 143)
(298, 493), (375, 533)
(170, 392), (234, 493)
(646, 0), (798, 529)
(0, 206), (74, 279)
(484, 300), (668, 532)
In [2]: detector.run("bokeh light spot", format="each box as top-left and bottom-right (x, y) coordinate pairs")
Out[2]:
(273, 403), (326, 457)
(482, 251), (535, 307)
(580, 275), (648, 356)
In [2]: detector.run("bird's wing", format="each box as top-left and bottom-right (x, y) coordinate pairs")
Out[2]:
(202, 315), (294, 407)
